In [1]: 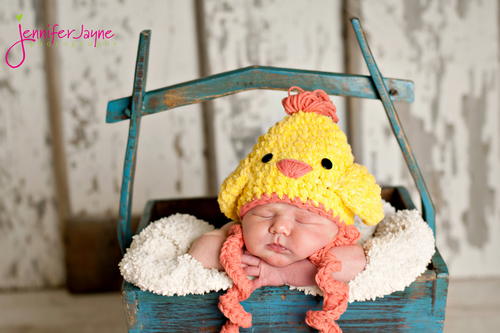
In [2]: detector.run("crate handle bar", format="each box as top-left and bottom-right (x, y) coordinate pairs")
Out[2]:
(351, 18), (436, 235)
(115, 22), (424, 253)
(106, 66), (414, 123)
(117, 30), (150, 252)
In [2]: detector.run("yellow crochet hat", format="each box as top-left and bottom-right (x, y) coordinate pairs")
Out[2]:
(218, 87), (384, 226)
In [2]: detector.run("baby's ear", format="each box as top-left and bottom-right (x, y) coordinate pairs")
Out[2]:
(334, 163), (384, 226)
(217, 159), (250, 221)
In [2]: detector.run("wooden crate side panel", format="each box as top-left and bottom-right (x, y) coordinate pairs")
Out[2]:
(124, 272), (445, 332)
(341, 279), (445, 331)
(429, 248), (449, 320)
(128, 175), (447, 332)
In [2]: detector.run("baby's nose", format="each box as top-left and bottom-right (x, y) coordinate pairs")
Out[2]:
(269, 217), (292, 236)
(277, 159), (312, 179)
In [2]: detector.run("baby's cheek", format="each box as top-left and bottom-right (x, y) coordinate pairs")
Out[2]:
(285, 235), (308, 260)
(297, 230), (330, 255)
(242, 231), (262, 255)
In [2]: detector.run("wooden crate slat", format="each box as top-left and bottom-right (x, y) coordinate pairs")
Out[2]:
(106, 66), (414, 123)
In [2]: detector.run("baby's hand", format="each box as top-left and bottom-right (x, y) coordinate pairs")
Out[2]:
(241, 251), (286, 289)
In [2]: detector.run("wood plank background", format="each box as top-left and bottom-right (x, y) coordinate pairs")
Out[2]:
(0, 0), (498, 289)
(357, 0), (500, 277)
(200, 0), (347, 187)
(0, 0), (64, 288)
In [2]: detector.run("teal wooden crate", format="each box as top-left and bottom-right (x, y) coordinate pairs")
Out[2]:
(108, 19), (448, 332)
(122, 187), (447, 332)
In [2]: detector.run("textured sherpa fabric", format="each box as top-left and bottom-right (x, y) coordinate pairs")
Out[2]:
(119, 213), (231, 295)
(119, 202), (435, 302)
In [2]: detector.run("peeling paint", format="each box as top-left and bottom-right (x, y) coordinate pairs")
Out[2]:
(68, 104), (96, 149)
(498, 2), (500, 160)
(361, 0), (500, 276)
(461, 73), (495, 248)
(7, 262), (18, 279)
(429, 54), (446, 125)
(227, 95), (263, 160)
(0, 78), (18, 96)
(121, 16), (133, 36)
(204, 0), (345, 186)
(123, 292), (138, 329)
(402, 0), (428, 69)
(392, 108), (456, 258)
(162, 91), (191, 109)
(455, 0), (470, 19)
(34, 198), (47, 221)
(0, 0), (64, 288)
(174, 133), (184, 194)
(444, 124), (458, 176)
(90, 175), (99, 193)
(173, 133), (184, 159)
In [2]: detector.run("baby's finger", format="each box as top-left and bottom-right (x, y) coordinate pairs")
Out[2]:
(252, 278), (263, 290)
(240, 263), (248, 268)
(244, 266), (260, 277)
(241, 254), (260, 266)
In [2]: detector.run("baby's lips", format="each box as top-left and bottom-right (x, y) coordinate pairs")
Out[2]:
(277, 159), (312, 178)
(267, 243), (290, 254)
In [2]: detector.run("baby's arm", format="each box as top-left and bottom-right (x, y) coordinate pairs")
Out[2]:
(187, 221), (235, 270)
(244, 245), (367, 288)
(329, 245), (367, 282)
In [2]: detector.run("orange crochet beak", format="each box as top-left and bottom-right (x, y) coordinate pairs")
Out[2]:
(276, 159), (312, 179)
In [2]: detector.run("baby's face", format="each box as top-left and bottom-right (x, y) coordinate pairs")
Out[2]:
(241, 203), (338, 267)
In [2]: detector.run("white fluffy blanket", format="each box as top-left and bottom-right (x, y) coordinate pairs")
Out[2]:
(119, 202), (435, 302)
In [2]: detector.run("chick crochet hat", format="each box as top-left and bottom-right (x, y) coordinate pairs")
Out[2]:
(218, 86), (384, 227)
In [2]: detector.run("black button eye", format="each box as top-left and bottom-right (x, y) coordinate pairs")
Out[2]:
(321, 158), (332, 169)
(261, 153), (273, 163)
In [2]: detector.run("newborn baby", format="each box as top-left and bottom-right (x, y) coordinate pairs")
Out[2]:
(189, 202), (366, 289)
(193, 87), (384, 332)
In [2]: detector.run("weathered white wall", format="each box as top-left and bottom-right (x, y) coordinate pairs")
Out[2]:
(357, 0), (500, 277)
(1, 0), (499, 288)
(201, 0), (346, 186)
(0, 1), (65, 288)
(0, 0), (206, 288)
(57, 0), (206, 218)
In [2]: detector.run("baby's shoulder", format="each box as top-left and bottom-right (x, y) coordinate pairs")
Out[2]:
(204, 221), (237, 238)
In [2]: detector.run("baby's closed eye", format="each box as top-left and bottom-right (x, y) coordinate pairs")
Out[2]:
(295, 218), (313, 224)
(251, 209), (274, 219)
(252, 213), (273, 219)
(295, 214), (319, 224)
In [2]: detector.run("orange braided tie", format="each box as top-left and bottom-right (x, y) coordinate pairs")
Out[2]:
(306, 251), (348, 332)
(219, 222), (359, 333)
(218, 224), (254, 332)
(305, 224), (360, 333)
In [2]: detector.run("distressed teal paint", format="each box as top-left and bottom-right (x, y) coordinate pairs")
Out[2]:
(123, 259), (445, 332)
(351, 18), (436, 236)
(111, 19), (448, 332)
(431, 249), (449, 318)
(117, 30), (151, 253)
(106, 66), (414, 123)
